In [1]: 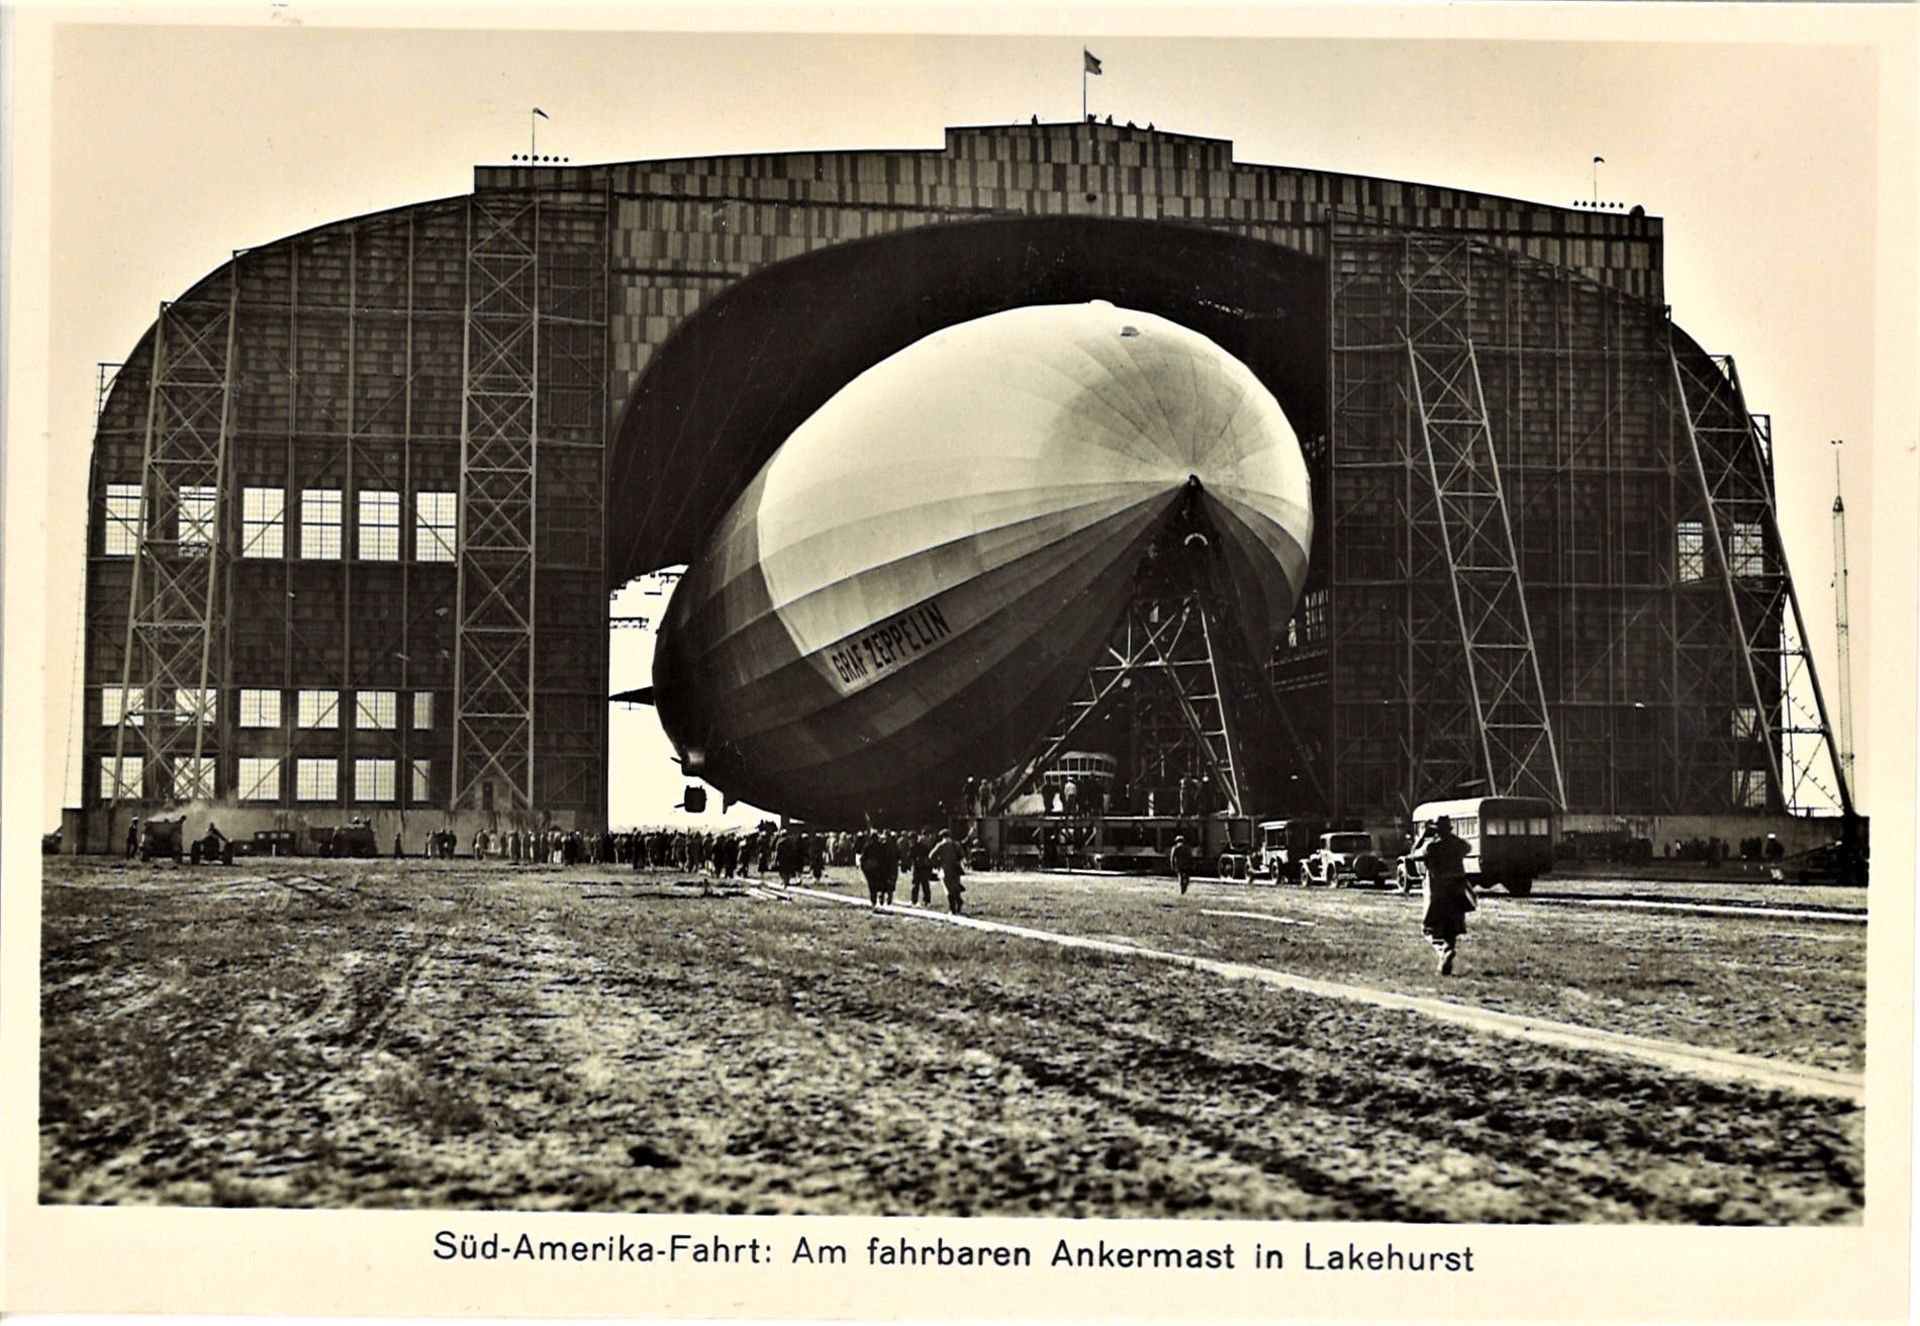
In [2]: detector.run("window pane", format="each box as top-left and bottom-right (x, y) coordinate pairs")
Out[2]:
(415, 490), (457, 562)
(178, 486), (217, 554)
(242, 487), (286, 559)
(413, 692), (433, 730)
(239, 688), (282, 728)
(238, 757), (281, 801)
(355, 690), (397, 730)
(105, 484), (143, 556)
(100, 755), (143, 800)
(102, 685), (145, 727)
(301, 489), (342, 560)
(355, 758), (396, 802)
(411, 758), (432, 803)
(1676, 519), (1705, 583)
(358, 490), (400, 561)
(173, 687), (216, 726)
(174, 757), (216, 801)
(296, 758), (338, 801)
(297, 690), (339, 729)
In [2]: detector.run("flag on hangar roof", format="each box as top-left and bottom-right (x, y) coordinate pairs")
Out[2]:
(534, 107), (550, 119)
(1084, 49), (1103, 75)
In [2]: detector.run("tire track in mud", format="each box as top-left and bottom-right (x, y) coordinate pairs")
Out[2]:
(777, 955), (1856, 1223)
(786, 887), (1863, 1102)
(769, 962), (1407, 1219)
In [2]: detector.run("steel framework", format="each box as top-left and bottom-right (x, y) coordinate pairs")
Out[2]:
(1403, 248), (1566, 805)
(109, 270), (239, 810)
(1283, 215), (1849, 823)
(1669, 348), (1853, 815)
(453, 195), (542, 816)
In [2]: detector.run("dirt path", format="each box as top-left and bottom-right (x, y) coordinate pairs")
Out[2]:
(788, 886), (1865, 1103)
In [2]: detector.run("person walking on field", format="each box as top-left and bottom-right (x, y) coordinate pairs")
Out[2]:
(909, 831), (935, 907)
(1169, 834), (1195, 895)
(933, 830), (966, 914)
(1412, 815), (1475, 975)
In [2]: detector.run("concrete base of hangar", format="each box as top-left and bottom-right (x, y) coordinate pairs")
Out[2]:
(65, 802), (595, 858)
(1556, 811), (1859, 860)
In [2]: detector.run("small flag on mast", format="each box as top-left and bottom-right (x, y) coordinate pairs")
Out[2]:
(1084, 49), (1103, 75)
(534, 107), (550, 119)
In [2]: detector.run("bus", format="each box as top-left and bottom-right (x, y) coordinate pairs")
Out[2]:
(1397, 797), (1555, 896)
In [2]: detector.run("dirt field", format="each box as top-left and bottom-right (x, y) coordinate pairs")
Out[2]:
(38, 857), (1864, 1221)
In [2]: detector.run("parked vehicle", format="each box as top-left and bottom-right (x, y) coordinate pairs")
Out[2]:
(1304, 831), (1388, 887)
(312, 817), (380, 859)
(1396, 796), (1554, 897)
(232, 828), (301, 859)
(139, 815), (187, 862)
(1254, 818), (1324, 883)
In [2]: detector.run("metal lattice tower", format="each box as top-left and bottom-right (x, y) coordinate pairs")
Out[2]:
(110, 270), (239, 810)
(1669, 345), (1852, 815)
(1404, 271), (1566, 806)
(997, 516), (1257, 817)
(452, 195), (541, 817)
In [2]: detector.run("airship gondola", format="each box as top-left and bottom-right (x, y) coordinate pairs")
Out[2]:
(652, 303), (1312, 824)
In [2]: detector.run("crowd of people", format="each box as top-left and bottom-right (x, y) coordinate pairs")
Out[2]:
(419, 821), (978, 915)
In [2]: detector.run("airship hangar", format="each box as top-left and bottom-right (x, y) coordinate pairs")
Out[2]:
(76, 118), (1854, 850)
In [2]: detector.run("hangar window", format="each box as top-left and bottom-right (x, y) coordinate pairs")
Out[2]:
(173, 757), (216, 802)
(301, 489), (343, 560)
(239, 689), (281, 728)
(105, 484), (143, 555)
(359, 490), (401, 561)
(296, 758), (339, 802)
(411, 758), (433, 803)
(101, 685), (143, 727)
(416, 491), (457, 562)
(237, 757), (281, 802)
(413, 692), (433, 730)
(1675, 520), (1706, 582)
(242, 488), (285, 559)
(356, 690), (397, 730)
(1731, 770), (1768, 810)
(173, 687), (216, 726)
(99, 755), (143, 801)
(178, 486), (218, 555)
(297, 689), (339, 729)
(1730, 521), (1767, 578)
(355, 758), (396, 803)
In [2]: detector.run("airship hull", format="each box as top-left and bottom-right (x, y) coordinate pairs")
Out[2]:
(652, 303), (1312, 824)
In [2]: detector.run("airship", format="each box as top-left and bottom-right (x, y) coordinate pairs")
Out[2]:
(652, 302), (1312, 824)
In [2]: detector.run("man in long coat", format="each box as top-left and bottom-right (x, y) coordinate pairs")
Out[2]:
(1413, 815), (1474, 975)
(932, 830), (966, 914)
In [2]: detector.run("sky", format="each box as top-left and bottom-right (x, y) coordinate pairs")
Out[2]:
(11, 6), (1916, 830)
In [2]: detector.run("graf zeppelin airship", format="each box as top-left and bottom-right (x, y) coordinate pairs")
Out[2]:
(652, 302), (1312, 824)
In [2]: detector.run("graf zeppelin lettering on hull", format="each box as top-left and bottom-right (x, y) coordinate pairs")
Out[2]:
(821, 599), (956, 694)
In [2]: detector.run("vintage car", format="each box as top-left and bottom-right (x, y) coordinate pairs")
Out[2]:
(1303, 831), (1389, 887)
